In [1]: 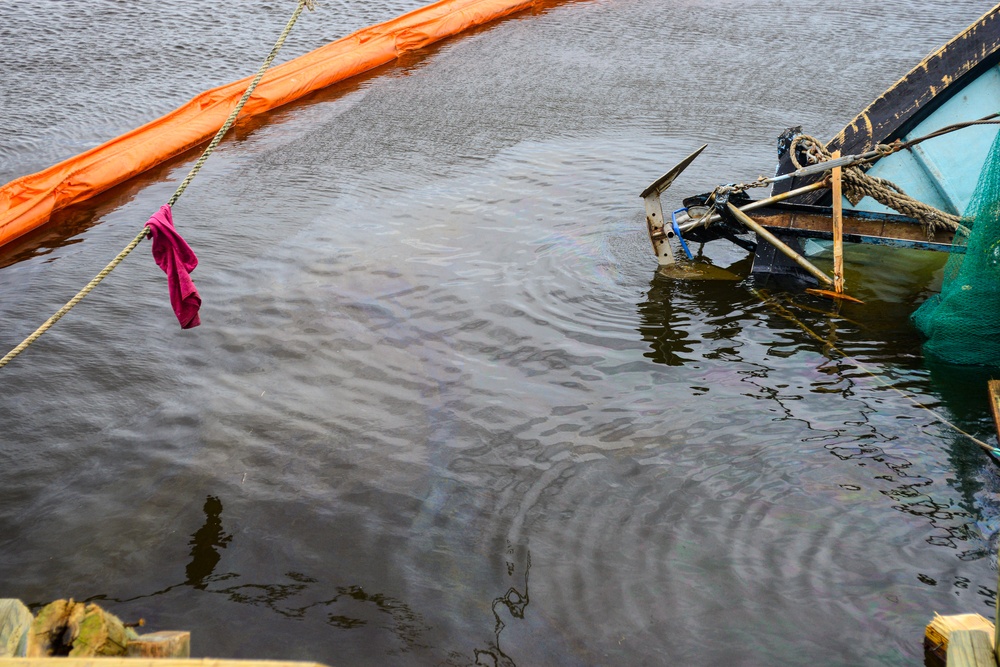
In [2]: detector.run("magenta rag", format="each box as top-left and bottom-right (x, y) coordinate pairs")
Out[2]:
(145, 204), (201, 329)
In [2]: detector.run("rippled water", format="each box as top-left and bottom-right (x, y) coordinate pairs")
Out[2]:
(2, 1), (999, 664)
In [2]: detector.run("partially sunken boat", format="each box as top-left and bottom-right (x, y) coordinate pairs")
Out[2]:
(640, 3), (1000, 284)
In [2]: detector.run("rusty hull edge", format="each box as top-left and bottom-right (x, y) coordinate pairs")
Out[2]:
(773, 3), (1000, 202)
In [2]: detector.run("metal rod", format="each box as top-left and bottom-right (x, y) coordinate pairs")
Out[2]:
(767, 149), (881, 183)
(725, 203), (834, 286)
(678, 180), (828, 233)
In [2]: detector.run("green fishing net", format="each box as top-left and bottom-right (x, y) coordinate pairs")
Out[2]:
(911, 128), (1000, 365)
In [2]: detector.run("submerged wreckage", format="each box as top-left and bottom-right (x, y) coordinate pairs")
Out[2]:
(641, 3), (1000, 306)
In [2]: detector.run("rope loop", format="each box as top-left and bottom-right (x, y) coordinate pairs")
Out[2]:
(787, 132), (961, 235)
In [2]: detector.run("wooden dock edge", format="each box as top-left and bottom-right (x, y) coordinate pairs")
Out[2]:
(0, 661), (332, 667)
(925, 613), (998, 666)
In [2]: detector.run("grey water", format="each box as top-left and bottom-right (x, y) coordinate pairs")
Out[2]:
(1, 1), (999, 664)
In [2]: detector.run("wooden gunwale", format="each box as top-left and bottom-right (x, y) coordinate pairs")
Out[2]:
(772, 4), (1000, 203)
(750, 202), (956, 252)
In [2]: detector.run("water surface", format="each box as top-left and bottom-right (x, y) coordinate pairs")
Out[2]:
(2, 1), (999, 665)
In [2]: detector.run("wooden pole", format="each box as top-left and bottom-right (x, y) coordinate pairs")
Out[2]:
(831, 150), (845, 293)
(725, 203), (835, 286)
(990, 380), (1000, 666)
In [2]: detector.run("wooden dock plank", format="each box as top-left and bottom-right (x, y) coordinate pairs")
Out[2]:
(126, 632), (190, 659)
(0, 600), (32, 657)
(947, 629), (997, 667)
(0, 661), (331, 667)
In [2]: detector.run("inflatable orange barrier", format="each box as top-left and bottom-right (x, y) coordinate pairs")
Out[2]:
(0, 0), (541, 248)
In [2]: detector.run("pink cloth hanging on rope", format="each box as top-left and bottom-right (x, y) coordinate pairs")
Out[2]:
(145, 204), (201, 329)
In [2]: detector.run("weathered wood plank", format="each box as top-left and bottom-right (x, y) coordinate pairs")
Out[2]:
(126, 631), (191, 659)
(947, 629), (996, 667)
(0, 660), (332, 667)
(750, 204), (956, 250)
(28, 600), (128, 657)
(0, 599), (32, 657)
(927, 613), (996, 666)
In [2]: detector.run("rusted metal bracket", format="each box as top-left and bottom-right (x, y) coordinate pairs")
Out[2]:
(640, 145), (707, 265)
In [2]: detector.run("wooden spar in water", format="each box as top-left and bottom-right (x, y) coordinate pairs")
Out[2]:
(724, 203), (834, 286)
(989, 380), (1000, 443)
(989, 379), (1000, 667)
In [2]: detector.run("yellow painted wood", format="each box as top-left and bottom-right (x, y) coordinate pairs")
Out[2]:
(0, 600), (32, 657)
(0, 660), (331, 667)
(926, 613), (996, 660)
(947, 629), (996, 667)
(126, 632), (190, 659)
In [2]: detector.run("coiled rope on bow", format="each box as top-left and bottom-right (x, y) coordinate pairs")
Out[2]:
(0, 0), (316, 371)
(789, 134), (963, 235)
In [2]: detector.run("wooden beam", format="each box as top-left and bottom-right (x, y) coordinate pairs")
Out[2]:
(725, 203), (834, 286)
(126, 631), (191, 659)
(988, 380), (1000, 443)
(947, 630), (997, 667)
(0, 660), (332, 667)
(927, 613), (997, 665)
(0, 600), (32, 658)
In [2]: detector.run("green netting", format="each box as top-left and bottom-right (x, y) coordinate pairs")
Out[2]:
(911, 127), (1000, 366)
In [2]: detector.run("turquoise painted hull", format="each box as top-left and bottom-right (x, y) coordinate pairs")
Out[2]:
(771, 3), (1000, 216)
(847, 65), (1000, 217)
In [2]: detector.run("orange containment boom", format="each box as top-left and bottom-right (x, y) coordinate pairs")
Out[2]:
(0, 0), (543, 249)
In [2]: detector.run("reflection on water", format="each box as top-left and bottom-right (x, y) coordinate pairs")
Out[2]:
(474, 546), (530, 667)
(180, 498), (429, 650)
(636, 257), (753, 366)
(4, 0), (1000, 664)
(186, 496), (232, 589)
(639, 257), (999, 606)
(101, 496), (432, 652)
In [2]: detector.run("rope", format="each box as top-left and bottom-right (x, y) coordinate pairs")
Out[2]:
(789, 134), (963, 235)
(898, 113), (1000, 151)
(751, 287), (999, 457)
(168, 0), (315, 207)
(0, 0), (315, 371)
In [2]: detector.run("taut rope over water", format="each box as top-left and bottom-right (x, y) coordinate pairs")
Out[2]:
(0, 0), (316, 370)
